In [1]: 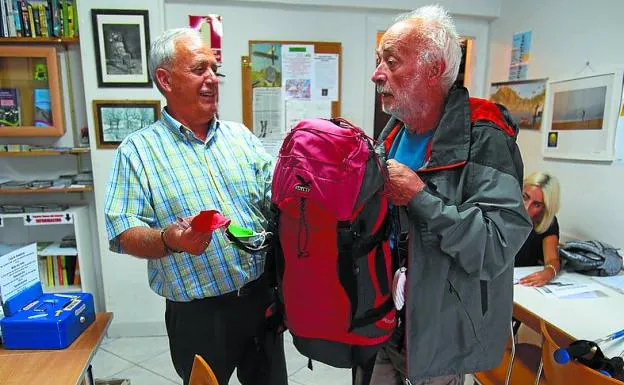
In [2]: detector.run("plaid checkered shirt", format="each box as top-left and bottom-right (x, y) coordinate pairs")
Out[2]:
(104, 109), (273, 301)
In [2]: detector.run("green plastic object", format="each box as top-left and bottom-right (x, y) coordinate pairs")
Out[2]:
(227, 224), (254, 238)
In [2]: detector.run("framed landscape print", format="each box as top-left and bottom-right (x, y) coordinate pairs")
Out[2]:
(93, 100), (160, 148)
(91, 9), (152, 88)
(490, 78), (547, 130)
(542, 71), (623, 161)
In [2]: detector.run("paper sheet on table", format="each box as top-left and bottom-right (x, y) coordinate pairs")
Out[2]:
(592, 275), (624, 294)
(534, 276), (606, 299)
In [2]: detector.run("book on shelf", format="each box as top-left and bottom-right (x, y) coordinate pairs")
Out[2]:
(0, 0), (78, 38)
(19, 0), (32, 37)
(26, 2), (35, 37)
(4, 0), (18, 37)
(0, 180), (32, 189)
(34, 88), (52, 127)
(12, 0), (23, 37)
(0, 88), (21, 127)
(36, 241), (79, 288)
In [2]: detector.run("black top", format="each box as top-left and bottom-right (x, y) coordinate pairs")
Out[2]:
(515, 216), (559, 267)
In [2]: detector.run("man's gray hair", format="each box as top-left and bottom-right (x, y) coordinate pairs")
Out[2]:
(395, 5), (462, 92)
(148, 28), (203, 93)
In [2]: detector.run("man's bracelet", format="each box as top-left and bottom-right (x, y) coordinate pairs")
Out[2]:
(160, 226), (181, 254)
(544, 264), (557, 277)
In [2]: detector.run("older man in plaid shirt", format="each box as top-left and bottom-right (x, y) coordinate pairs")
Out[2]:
(104, 28), (286, 385)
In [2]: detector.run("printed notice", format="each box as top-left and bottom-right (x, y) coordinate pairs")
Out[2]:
(285, 100), (332, 131)
(282, 45), (314, 100)
(0, 243), (38, 302)
(313, 54), (339, 101)
(509, 31), (532, 80)
(253, 87), (284, 139)
(23, 212), (74, 226)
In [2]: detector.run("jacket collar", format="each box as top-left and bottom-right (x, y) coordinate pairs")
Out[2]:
(379, 86), (518, 172)
(380, 86), (471, 171)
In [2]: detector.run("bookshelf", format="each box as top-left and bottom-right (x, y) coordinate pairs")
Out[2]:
(0, 186), (93, 194)
(0, 37), (79, 45)
(0, 45), (64, 136)
(0, 147), (89, 156)
(0, 206), (101, 310)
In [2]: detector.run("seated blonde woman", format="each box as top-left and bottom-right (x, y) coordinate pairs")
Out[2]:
(515, 171), (561, 286)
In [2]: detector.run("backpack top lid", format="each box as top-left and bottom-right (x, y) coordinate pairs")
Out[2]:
(272, 118), (375, 221)
(559, 240), (623, 277)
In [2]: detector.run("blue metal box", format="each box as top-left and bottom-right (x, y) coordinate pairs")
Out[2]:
(0, 285), (95, 349)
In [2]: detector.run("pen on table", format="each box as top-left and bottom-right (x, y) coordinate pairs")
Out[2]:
(594, 328), (624, 344)
(28, 313), (47, 319)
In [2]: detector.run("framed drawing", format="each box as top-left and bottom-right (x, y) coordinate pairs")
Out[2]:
(490, 78), (547, 130)
(91, 9), (152, 88)
(93, 100), (161, 149)
(542, 71), (623, 161)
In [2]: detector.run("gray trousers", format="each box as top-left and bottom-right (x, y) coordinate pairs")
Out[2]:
(369, 345), (465, 385)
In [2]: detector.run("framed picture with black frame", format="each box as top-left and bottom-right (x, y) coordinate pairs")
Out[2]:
(93, 100), (161, 149)
(91, 9), (152, 88)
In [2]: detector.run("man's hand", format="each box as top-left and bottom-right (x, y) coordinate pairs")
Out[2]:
(386, 159), (425, 206)
(518, 270), (555, 287)
(164, 214), (213, 256)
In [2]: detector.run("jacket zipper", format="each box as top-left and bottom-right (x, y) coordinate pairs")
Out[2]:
(405, 245), (410, 384)
(297, 197), (309, 257)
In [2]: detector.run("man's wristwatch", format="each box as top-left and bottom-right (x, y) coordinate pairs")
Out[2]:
(160, 226), (181, 254)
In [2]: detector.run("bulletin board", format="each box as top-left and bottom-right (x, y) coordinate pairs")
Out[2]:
(241, 40), (342, 136)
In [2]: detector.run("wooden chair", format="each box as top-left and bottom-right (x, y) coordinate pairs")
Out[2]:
(474, 323), (542, 385)
(189, 354), (219, 385)
(539, 320), (622, 385)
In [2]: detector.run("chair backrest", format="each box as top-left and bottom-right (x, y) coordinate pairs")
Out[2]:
(189, 354), (219, 385)
(540, 320), (621, 385)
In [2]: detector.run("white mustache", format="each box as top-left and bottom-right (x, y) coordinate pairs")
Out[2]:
(376, 84), (391, 94)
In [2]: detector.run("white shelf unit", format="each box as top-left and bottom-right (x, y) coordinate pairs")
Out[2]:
(0, 206), (101, 310)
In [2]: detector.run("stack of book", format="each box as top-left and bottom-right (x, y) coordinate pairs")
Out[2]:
(0, 0), (79, 38)
(0, 144), (81, 152)
(0, 203), (69, 213)
(37, 238), (80, 289)
(0, 175), (92, 189)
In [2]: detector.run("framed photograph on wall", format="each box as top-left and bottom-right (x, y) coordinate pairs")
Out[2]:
(490, 78), (547, 130)
(542, 71), (623, 161)
(93, 100), (161, 149)
(91, 9), (152, 88)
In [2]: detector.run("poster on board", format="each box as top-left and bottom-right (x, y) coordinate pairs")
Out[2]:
(189, 15), (223, 64)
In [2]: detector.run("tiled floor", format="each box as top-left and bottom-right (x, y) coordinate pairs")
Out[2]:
(92, 332), (475, 385)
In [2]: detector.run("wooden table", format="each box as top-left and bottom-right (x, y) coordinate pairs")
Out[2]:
(513, 267), (624, 357)
(0, 312), (113, 385)
(475, 268), (624, 385)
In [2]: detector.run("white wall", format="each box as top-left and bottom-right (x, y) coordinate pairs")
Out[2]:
(167, 0), (502, 19)
(166, 2), (492, 137)
(77, 0), (167, 337)
(487, 0), (624, 247)
(79, 0), (495, 337)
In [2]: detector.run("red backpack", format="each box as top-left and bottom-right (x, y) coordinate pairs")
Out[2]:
(268, 118), (396, 368)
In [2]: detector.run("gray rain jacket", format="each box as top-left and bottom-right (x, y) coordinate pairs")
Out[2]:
(376, 87), (532, 382)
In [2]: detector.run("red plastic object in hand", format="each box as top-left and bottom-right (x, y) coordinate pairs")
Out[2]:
(190, 210), (231, 233)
